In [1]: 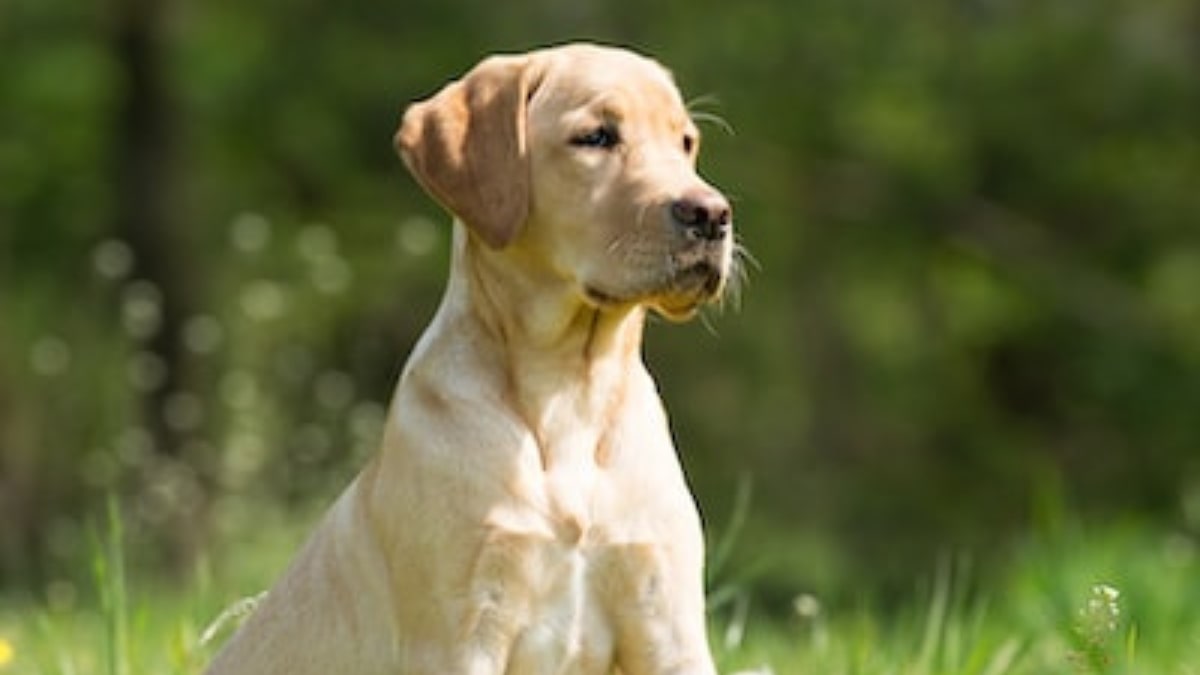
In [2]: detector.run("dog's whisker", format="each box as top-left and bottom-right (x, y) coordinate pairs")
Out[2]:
(734, 238), (761, 273)
(686, 95), (735, 137)
(607, 236), (624, 255)
(608, 227), (644, 260)
(709, 240), (754, 315)
(690, 110), (735, 137)
(686, 93), (722, 109)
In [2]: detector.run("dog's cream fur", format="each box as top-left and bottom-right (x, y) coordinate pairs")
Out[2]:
(206, 43), (734, 675)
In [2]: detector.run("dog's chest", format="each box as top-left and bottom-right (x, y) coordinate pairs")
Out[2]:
(480, 448), (660, 673)
(502, 543), (614, 674)
(469, 378), (685, 672)
(481, 508), (681, 674)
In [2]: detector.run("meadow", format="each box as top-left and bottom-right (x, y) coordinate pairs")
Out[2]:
(2, 501), (1196, 675)
(5, 3), (1200, 674)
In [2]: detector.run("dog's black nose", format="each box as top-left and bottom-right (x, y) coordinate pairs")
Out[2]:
(671, 190), (731, 242)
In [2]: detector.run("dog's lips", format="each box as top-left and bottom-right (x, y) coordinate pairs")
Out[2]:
(669, 240), (731, 297)
(582, 238), (730, 319)
(583, 265), (727, 325)
(584, 284), (625, 307)
(650, 263), (722, 319)
(675, 260), (726, 297)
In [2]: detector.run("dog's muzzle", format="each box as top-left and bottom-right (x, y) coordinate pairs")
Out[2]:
(667, 187), (733, 302)
(670, 189), (731, 245)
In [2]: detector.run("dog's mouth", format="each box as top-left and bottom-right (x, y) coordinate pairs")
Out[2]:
(652, 261), (727, 321)
(675, 260), (727, 297)
(584, 255), (729, 322)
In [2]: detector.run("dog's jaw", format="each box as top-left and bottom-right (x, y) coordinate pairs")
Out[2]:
(581, 239), (732, 322)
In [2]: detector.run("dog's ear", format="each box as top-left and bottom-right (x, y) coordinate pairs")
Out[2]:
(395, 55), (544, 249)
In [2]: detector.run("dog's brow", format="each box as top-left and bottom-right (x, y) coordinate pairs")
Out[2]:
(577, 93), (628, 121)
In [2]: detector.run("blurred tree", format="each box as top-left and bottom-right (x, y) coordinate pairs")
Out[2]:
(109, 0), (199, 567)
(0, 0), (1198, 594)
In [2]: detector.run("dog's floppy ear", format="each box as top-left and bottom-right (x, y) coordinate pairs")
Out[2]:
(396, 55), (544, 249)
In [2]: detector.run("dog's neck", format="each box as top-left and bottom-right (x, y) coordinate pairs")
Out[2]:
(422, 224), (650, 467)
(449, 225), (645, 367)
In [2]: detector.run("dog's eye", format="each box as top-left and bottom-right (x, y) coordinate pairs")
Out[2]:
(571, 125), (620, 150)
(683, 134), (696, 154)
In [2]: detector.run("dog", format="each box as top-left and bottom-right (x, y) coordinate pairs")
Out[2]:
(206, 42), (736, 674)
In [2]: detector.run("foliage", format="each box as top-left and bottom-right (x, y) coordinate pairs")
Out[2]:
(1, 0), (1198, 608)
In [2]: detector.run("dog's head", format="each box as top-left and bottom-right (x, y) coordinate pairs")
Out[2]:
(396, 43), (735, 322)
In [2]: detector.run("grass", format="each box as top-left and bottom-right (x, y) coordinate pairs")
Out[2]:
(710, 524), (1200, 675)
(1, 506), (1197, 674)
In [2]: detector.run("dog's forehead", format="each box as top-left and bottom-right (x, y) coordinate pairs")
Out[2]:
(535, 46), (687, 121)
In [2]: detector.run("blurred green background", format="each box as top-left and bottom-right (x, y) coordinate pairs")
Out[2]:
(2, 0), (1198, 613)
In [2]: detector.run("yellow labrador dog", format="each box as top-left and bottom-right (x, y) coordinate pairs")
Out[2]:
(207, 42), (735, 674)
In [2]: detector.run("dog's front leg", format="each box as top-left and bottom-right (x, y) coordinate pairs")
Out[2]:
(446, 529), (545, 675)
(601, 543), (718, 675)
